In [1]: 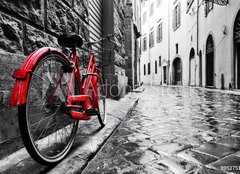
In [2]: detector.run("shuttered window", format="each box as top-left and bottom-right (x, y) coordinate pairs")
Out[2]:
(148, 63), (151, 75)
(173, 2), (181, 31)
(155, 61), (157, 74)
(157, 0), (162, 7)
(205, 1), (213, 17)
(89, 0), (103, 65)
(143, 36), (147, 51)
(159, 56), (161, 66)
(157, 22), (162, 43)
(149, 30), (154, 48)
(144, 64), (146, 75)
(150, 3), (154, 16)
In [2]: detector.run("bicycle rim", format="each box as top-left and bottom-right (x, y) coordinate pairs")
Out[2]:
(97, 80), (106, 127)
(19, 53), (79, 164)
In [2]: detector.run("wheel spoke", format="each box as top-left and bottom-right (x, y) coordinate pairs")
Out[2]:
(30, 71), (49, 84)
(35, 116), (54, 142)
(21, 54), (79, 164)
(31, 82), (48, 101)
(30, 107), (60, 130)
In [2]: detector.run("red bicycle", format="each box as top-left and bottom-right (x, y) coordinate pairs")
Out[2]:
(9, 33), (115, 164)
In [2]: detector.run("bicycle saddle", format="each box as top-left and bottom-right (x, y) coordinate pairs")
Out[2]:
(58, 32), (83, 48)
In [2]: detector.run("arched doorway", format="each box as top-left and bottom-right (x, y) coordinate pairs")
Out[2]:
(206, 35), (214, 87)
(199, 51), (202, 87)
(234, 10), (240, 89)
(172, 58), (182, 85)
(189, 48), (195, 86)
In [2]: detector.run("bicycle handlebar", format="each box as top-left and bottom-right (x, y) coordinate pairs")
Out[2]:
(84, 34), (116, 46)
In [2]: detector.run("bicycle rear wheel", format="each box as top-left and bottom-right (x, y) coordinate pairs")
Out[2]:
(18, 53), (79, 164)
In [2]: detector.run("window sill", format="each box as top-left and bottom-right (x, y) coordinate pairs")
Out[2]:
(173, 24), (181, 31)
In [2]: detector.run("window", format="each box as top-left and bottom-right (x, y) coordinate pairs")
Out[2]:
(159, 56), (161, 66)
(143, 11), (147, 24)
(176, 43), (178, 54)
(150, 3), (154, 16)
(144, 64), (146, 75)
(143, 36), (147, 51)
(142, 0), (146, 7)
(187, 0), (194, 8)
(155, 61), (157, 74)
(148, 63), (151, 75)
(149, 30), (154, 48)
(157, 23), (162, 43)
(157, 0), (162, 7)
(186, 0), (194, 12)
(205, 1), (213, 16)
(173, 2), (181, 30)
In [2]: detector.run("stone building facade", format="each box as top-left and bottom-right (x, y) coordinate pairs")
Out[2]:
(125, 0), (141, 90)
(125, 2), (134, 90)
(102, 0), (128, 98)
(0, 0), (89, 159)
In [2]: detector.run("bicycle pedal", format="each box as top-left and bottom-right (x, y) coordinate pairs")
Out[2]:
(70, 110), (91, 120)
(85, 108), (99, 116)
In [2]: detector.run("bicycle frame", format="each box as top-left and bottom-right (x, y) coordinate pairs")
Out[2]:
(65, 49), (102, 120)
(9, 47), (104, 120)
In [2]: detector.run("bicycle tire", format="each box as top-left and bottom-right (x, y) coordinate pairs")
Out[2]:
(97, 78), (106, 127)
(18, 52), (79, 165)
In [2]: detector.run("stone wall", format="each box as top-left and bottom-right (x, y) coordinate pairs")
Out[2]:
(102, 0), (129, 99)
(124, 3), (133, 90)
(0, 0), (89, 159)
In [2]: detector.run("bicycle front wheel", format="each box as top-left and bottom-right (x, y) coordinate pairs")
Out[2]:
(97, 79), (106, 127)
(18, 53), (79, 164)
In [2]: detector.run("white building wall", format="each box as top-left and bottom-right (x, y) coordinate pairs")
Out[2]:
(140, 0), (239, 90)
(198, 0), (240, 89)
(140, 0), (169, 85)
(132, 0), (141, 87)
(140, 0), (150, 84)
(186, 0), (198, 86)
(169, 0), (187, 86)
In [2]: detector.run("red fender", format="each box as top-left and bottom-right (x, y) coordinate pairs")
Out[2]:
(9, 47), (68, 106)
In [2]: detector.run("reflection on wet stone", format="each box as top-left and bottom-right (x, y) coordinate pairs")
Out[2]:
(178, 150), (218, 165)
(82, 86), (240, 173)
(196, 167), (227, 174)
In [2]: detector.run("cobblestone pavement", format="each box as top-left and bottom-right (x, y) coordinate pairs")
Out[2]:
(0, 94), (139, 174)
(82, 85), (240, 174)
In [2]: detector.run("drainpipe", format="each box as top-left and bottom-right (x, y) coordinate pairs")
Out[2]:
(196, 0), (200, 87)
(197, 0), (199, 56)
(147, 0), (152, 85)
(139, 0), (142, 84)
(168, 0), (170, 85)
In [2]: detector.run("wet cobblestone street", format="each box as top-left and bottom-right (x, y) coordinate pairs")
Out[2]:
(82, 86), (240, 174)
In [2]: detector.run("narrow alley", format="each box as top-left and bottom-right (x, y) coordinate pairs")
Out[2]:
(82, 86), (240, 174)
